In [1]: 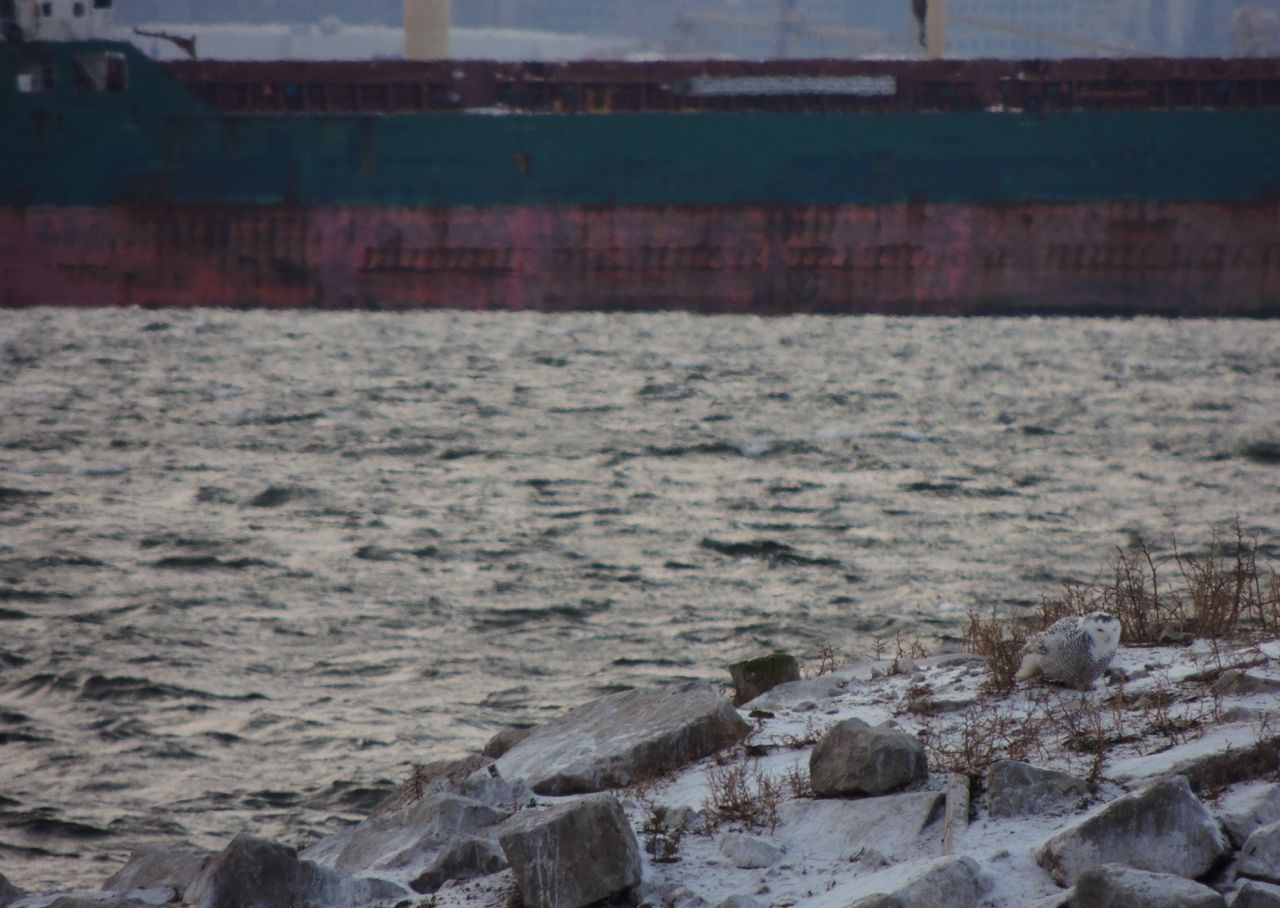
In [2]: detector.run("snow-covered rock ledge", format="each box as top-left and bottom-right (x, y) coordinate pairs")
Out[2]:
(7, 639), (1280, 908)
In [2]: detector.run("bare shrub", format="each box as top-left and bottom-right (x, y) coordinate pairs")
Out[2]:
(639, 803), (688, 863)
(903, 680), (937, 716)
(1037, 690), (1124, 791)
(917, 696), (1049, 777)
(777, 715), (831, 749)
(782, 761), (812, 799)
(1018, 521), (1277, 651)
(808, 643), (841, 678)
(703, 761), (782, 832)
(964, 610), (1034, 694)
(1177, 520), (1280, 638)
(406, 763), (431, 802)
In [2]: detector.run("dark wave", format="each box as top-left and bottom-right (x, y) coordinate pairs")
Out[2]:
(0, 730), (46, 744)
(245, 485), (314, 507)
(0, 486), (51, 507)
(301, 779), (397, 813)
(1241, 440), (1280, 465)
(471, 598), (613, 630)
(699, 537), (842, 568)
(7, 672), (264, 704)
(150, 555), (275, 570)
(1, 809), (112, 841)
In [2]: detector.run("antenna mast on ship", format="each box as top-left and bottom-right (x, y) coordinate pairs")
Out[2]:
(404, 0), (450, 60)
(912, 0), (948, 59)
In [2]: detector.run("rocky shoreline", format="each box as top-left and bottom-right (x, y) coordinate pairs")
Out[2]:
(5, 637), (1280, 908)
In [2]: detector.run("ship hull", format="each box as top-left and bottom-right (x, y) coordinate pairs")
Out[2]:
(3, 200), (1278, 314)
(4, 43), (1280, 314)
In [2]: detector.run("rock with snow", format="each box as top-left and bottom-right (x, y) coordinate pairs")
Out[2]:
(809, 717), (928, 797)
(1240, 820), (1280, 885)
(851, 855), (989, 908)
(43, 898), (159, 908)
(0, 873), (24, 908)
(409, 835), (507, 893)
(103, 845), (209, 893)
(848, 896), (903, 908)
(660, 881), (710, 908)
(717, 832), (782, 869)
(713, 896), (763, 908)
(1036, 776), (1229, 887)
(774, 791), (943, 864)
(985, 760), (1089, 818)
(495, 681), (750, 795)
(1213, 670), (1280, 697)
(1074, 863), (1225, 907)
(1220, 785), (1280, 849)
(483, 727), (534, 759)
(458, 764), (534, 812)
(185, 834), (403, 908)
(1166, 735), (1280, 796)
(1233, 880), (1280, 907)
(729, 653), (801, 706)
(304, 790), (507, 876)
(363, 754), (493, 818)
(186, 835), (300, 908)
(497, 793), (641, 908)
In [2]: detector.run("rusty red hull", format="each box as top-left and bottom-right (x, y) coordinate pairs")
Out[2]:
(3, 201), (1278, 315)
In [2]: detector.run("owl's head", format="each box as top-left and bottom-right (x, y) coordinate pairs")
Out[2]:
(1082, 611), (1121, 655)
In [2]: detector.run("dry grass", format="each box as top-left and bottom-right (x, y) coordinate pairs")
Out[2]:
(918, 668), (1235, 791)
(782, 761), (812, 799)
(702, 761), (782, 832)
(807, 643), (841, 678)
(916, 696), (1049, 778)
(966, 522), (1279, 692)
(639, 802), (689, 863)
(963, 612), (1034, 694)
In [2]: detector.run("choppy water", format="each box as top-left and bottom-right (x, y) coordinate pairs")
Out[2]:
(1, 309), (1278, 890)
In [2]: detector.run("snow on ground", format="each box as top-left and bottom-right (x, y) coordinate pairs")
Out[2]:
(428, 636), (1280, 908)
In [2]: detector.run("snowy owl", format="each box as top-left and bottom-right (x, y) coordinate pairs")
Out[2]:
(1015, 612), (1120, 689)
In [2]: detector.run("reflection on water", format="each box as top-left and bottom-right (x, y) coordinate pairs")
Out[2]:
(1, 309), (1278, 888)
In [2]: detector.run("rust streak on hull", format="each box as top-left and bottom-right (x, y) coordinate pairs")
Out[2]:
(3, 201), (1279, 315)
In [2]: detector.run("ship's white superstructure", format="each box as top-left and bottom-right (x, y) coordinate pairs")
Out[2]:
(2, 0), (114, 42)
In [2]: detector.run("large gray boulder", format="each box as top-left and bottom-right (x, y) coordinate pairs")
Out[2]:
(774, 792), (944, 864)
(809, 718), (928, 797)
(304, 790), (507, 876)
(728, 653), (801, 706)
(103, 845), (209, 893)
(893, 855), (990, 908)
(409, 835), (507, 893)
(986, 761), (1089, 818)
(1222, 785), (1280, 849)
(186, 835), (299, 908)
(1240, 820), (1280, 885)
(847, 897), (904, 908)
(1165, 735), (1280, 796)
(1036, 776), (1229, 887)
(495, 681), (750, 795)
(848, 856), (989, 908)
(718, 832), (782, 869)
(0, 872), (24, 908)
(1233, 880), (1280, 907)
(185, 834), (403, 908)
(714, 895), (763, 908)
(1074, 864), (1226, 907)
(497, 794), (641, 908)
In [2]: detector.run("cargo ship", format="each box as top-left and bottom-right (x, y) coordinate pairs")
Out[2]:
(2, 1), (1279, 314)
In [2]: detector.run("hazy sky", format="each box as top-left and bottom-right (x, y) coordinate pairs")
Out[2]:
(112, 0), (1276, 59)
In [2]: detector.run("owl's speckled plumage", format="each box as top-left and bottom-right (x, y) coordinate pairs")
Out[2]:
(1016, 611), (1121, 689)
